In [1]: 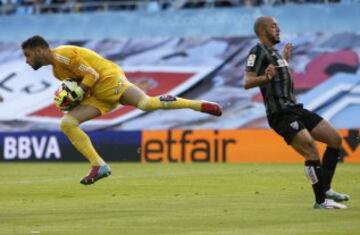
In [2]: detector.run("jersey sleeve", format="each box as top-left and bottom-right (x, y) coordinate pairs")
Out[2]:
(70, 56), (99, 88)
(54, 49), (99, 88)
(245, 45), (266, 75)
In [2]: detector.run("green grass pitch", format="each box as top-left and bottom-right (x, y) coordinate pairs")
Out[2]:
(0, 163), (359, 235)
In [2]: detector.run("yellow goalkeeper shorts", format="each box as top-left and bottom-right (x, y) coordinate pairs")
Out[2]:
(81, 75), (132, 115)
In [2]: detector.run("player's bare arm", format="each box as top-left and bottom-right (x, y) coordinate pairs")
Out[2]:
(283, 43), (293, 62)
(243, 64), (276, 89)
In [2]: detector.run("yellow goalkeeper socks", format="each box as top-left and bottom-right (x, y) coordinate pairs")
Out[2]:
(137, 95), (201, 112)
(60, 115), (105, 166)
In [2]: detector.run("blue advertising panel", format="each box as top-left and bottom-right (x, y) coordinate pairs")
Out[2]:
(0, 131), (141, 162)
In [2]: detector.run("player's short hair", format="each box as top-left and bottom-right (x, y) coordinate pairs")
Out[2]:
(254, 17), (266, 37)
(21, 35), (49, 50)
(253, 16), (272, 37)
(254, 20), (261, 37)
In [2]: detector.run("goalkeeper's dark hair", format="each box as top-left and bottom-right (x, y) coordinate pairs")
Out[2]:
(22, 35), (50, 50)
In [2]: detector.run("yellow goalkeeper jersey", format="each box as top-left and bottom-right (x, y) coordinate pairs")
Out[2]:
(51, 45), (126, 88)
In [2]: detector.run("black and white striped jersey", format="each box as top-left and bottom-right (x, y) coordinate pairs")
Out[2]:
(245, 43), (298, 116)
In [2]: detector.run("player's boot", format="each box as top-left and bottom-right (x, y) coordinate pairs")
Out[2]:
(200, 101), (222, 116)
(80, 164), (111, 185)
(313, 199), (347, 209)
(325, 189), (350, 202)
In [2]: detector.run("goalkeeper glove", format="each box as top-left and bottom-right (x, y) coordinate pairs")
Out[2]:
(54, 86), (85, 112)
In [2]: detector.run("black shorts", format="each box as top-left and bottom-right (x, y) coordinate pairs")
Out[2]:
(268, 105), (323, 145)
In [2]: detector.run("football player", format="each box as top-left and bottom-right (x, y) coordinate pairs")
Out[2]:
(243, 16), (349, 209)
(22, 35), (222, 185)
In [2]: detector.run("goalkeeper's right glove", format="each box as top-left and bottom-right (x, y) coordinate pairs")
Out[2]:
(54, 89), (72, 111)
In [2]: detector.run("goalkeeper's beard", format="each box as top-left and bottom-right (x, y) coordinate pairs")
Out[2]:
(31, 61), (42, 70)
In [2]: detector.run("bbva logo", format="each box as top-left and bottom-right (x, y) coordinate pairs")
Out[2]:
(2, 136), (61, 160)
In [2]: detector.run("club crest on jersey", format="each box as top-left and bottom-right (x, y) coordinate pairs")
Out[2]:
(290, 121), (299, 130)
(247, 54), (256, 67)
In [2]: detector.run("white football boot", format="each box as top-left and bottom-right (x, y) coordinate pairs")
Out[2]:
(326, 189), (350, 202)
(314, 199), (347, 209)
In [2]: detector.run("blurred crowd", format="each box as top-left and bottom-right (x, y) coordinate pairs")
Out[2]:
(0, 0), (357, 15)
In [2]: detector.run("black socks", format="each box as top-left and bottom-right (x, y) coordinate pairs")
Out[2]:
(321, 147), (340, 192)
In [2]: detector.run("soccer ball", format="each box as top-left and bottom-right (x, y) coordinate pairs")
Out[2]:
(61, 80), (79, 93)
(54, 80), (80, 112)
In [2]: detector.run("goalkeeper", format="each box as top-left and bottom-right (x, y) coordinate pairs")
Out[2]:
(21, 35), (222, 185)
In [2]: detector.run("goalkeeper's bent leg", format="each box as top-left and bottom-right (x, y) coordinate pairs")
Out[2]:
(60, 114), (106, 166)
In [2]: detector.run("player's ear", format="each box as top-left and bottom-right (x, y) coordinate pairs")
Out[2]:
(35, 47), (43, 54)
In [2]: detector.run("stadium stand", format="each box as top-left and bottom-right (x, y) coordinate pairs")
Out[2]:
(1, 0), (358, 15)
